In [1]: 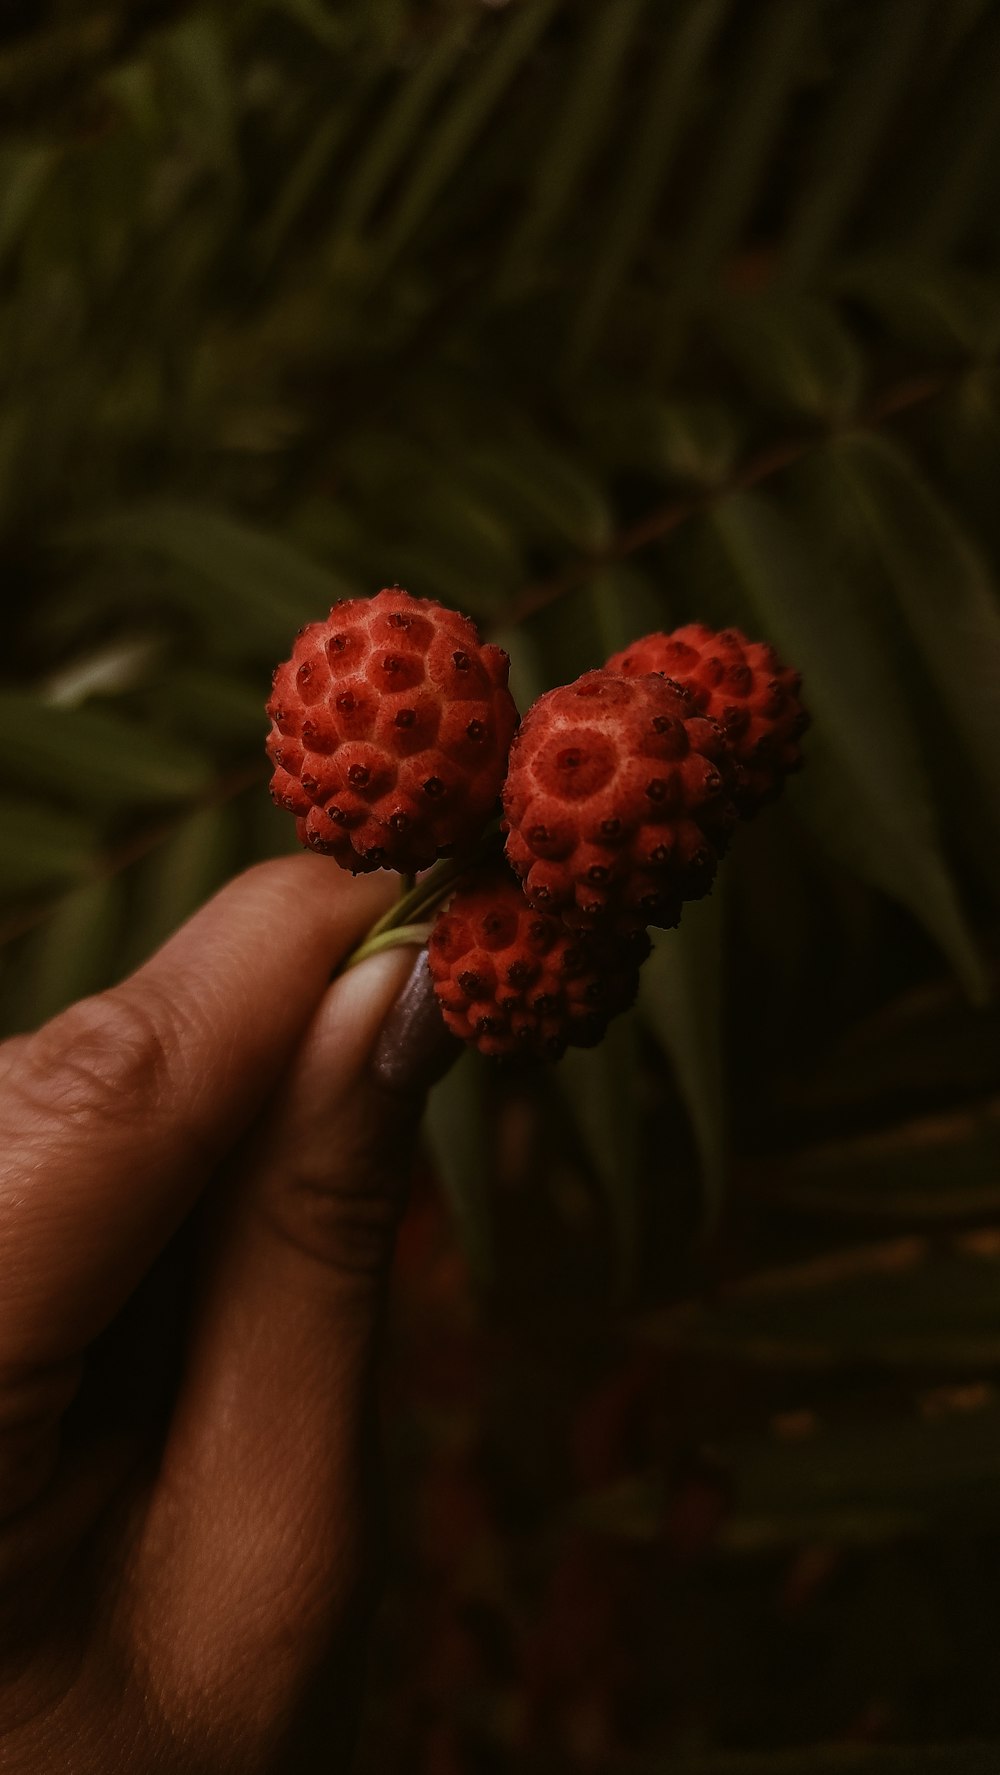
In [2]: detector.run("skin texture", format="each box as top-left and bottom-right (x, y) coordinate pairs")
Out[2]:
(0, 855), (451, 1774)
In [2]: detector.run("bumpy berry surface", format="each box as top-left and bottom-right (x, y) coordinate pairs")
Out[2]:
(606, 624), (808, 816)
(502, 669), (736, 932)
(428, 869), (650, 1060)
(266, 588), (519, 873)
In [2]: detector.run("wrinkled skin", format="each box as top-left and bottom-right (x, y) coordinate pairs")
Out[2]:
(0, 857), (439, 1773)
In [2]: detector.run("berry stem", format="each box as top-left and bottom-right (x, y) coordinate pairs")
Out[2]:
(342, 922), (434, 971)
(338, 824), (503, 974)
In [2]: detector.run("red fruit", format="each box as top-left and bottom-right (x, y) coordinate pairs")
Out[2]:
(266, 588), (519, 873)
(427, 868), (650, 1061)
(501, 669), (735, 931)
(607, 623), (808, 815)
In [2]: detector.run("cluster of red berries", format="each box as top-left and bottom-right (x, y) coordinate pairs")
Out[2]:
(267, 589), (808, 1061)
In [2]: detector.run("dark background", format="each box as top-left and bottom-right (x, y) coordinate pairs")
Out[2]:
(2, 2), (1000, 1769)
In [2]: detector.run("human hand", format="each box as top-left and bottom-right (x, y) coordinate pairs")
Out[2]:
(0, 856), (449, 1773)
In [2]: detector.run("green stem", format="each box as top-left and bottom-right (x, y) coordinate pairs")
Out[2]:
(342, 922), (434, 970)
(339, 823), (504, 973)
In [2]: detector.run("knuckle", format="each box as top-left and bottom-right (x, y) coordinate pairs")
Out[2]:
(261, 1141), (406, 1280)
(16, 989), (175, 1133)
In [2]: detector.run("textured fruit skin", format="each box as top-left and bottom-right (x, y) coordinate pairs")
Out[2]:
(266, 588), (519, 873)
(606, 624), (808, 816)
(501, 670), (736, 931)
(428, 869), (650, 1060)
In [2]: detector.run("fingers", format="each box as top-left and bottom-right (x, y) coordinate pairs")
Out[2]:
(129, 946), (431, 1742)
(371, 949), (462, 1095)
(0, 856), (392, 1377)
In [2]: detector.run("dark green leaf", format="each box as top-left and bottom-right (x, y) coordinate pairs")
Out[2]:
(571, 388), (740, 488)
(836, 258), (1000, 356)
(587, 565), (670, 662)
(159, 14), (238, 180)
(649, 401), (741, 488)
(821, 436), (1000, 825)
(0, 797), (95, 895)
(375, 0), (560, 269)
(655, 0), (812, 365)
(59, 504), (352, 651)
(244, 784), (302, 861)
(264, 0), (354, 51)
(707, 490), (988, 1001)
(329, 16), (471, 250)
(0, 695), (210, 806)
(780, 0), (931, 281)
(640, 900), (727, 1231)
(257, 102), (366, 268)
(556, 1018), (642, 1287)
(144, 666), (267, 749)
(9, 874), (126, 1027)
(0, 144), (57, 263)
(117, 802), (239, 973)
(458, 440), (613, 554)
(711, 293), (863, 422)
(489, 620), (547, 715)
(886, 5), (1000, 256)
(572, 0), (730, 364)
(498, 0), (645, 292)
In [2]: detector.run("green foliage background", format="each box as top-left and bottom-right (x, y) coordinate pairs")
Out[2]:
(2, 1), (1000, 1766)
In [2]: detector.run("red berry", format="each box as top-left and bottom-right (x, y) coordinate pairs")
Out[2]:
(501, 670), (735, 931)
(266, 588), (519, 873)
(607, 623), (808, 816)
(428, 869), (650, 1060)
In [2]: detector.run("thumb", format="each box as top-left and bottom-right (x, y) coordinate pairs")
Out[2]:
(132, 946), (441, 1743)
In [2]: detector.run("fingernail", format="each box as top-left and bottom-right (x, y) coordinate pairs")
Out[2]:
(371, 950), (462, 1097)
(324, 944), (417, 1039)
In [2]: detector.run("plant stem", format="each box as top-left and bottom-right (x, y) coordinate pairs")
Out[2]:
(342, 922), (434, 970)
(339, 823), (503, 973)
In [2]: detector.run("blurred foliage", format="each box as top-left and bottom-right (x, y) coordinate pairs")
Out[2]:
(2, 0), (1000, 1767)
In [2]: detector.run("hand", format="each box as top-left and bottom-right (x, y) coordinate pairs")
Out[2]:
(0, 856), (445, 1773)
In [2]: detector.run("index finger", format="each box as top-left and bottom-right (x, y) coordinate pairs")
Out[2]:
(0, 855), (392, 1373)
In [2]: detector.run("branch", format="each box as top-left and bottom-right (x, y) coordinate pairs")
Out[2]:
(507, 369), (955, 627)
